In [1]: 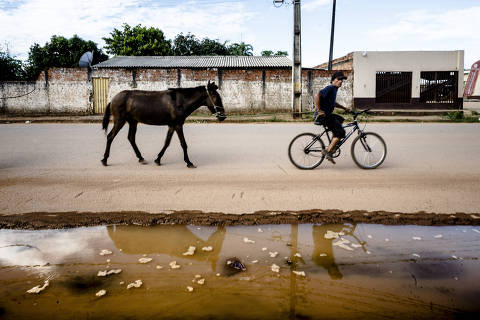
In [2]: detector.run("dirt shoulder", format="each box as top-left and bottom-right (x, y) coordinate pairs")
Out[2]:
(1, 209), (479, 230)
(1, 110), (479, 123)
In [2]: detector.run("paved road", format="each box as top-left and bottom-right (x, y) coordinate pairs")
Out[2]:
(0, 123), (479, 214)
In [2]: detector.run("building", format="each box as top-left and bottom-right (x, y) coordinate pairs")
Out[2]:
(316, 51), (464, 109)
(0, 56), (353, 115)
(314, 52), (353, 71)
(90, 56), (352, 114)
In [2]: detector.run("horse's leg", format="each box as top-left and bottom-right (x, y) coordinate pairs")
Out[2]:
(154, 126), (175, 165)
(175, 125), (196, 168)
(101, 119), (126, 166)
(127, 120), (146, 164)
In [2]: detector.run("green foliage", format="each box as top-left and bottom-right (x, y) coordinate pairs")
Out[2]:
(445, 111), (464, 121)
(172, 33), (201, 55)
(261, 50), (274, 56)
(261, 50), (288, 56)
(0, 49), (26, 81)
(200, 38), (231, 55)
(7, 23), (288, 81)
(103, 23), (173, 56)
(227, 42), (253, 56)
(172, 33), (230, 55)
(172, 33), (257, 56)
(442, 111), (479, 122)
(25, 35), (108, 80)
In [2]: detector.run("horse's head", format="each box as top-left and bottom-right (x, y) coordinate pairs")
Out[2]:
(205, 81), (227, 122)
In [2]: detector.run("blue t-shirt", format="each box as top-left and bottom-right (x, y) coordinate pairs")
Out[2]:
(316, 84), (338, 116)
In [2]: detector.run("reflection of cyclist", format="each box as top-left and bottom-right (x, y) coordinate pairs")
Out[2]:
(314, 71), (351, 164)
(312, 224), (343, 280)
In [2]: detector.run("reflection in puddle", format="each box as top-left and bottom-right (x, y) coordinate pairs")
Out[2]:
(1, 224), (480, 319)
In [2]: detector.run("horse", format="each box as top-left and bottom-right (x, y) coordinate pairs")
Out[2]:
(101, 81), (226, 168)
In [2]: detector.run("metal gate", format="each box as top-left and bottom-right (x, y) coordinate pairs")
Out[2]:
(375, 72), (412, 104)
(93, 78), (109, 114)
(420, 71), (458, 104)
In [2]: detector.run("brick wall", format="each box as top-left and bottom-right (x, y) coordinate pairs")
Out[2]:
(0, 68), (90, 114)
(0, 67), (353, 115)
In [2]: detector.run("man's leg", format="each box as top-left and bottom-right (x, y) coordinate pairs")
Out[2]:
(323, 116), (345, 164)
(327, 137), (340, 154)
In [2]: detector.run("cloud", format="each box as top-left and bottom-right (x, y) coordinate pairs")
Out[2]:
(373, 6), (480, 42)
(302, 0), (331, 11)
(369, 6), (480, 67)
(0, 0), (258, 60)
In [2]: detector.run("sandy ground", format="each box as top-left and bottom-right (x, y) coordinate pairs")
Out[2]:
(0, 123), (479, 227)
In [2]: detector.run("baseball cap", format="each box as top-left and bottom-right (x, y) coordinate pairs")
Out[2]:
(331, 71), (347, 81)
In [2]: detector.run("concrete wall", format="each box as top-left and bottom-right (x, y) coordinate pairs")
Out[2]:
(301, 69), (353, 110)
(0, 68), (90, 114)
(92, 67), (353, 112)
(0, 67), (353, 115)
(353, 50), (464, 99)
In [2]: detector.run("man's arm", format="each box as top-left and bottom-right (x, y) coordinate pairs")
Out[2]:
(314, 92), (325, 116)
(334, 102), (351, 112)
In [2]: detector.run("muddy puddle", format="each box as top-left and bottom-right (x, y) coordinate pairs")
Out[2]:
(1, 223), (479, 319)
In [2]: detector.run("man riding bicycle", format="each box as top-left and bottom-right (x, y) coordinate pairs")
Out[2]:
(314, 71), (351, 164)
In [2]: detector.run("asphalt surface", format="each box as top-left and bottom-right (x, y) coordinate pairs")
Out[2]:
(0, 123), (479, 215)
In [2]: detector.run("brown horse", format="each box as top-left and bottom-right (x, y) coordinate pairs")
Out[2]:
(101, 81), (226, 168)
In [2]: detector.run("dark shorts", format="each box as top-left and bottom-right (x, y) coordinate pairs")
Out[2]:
(323, 114), (345, 138)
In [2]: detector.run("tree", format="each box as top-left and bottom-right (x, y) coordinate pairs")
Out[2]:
(104, 24), (255, 57)
(198, 38), (230, 55)
(25, 35), (108, 80)
(172, 33), (230, 56)
(228, 42), (253, 56)
(261, 50), (274, 56)
(103, 23), (172, 56)
(172, 33), (201, 56)
(0, 49), (25, 81)
(261, 50), (288, 56)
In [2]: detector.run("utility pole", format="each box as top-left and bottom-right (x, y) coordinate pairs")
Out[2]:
(292, 0), (302, 118)
(328, 0), (336, 71)
(273, 0), (302, 118)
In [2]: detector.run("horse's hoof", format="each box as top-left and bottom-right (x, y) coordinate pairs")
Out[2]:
(101, 159), (108, 166)
(154, 159), (161, 166)
(139, 158), (147, 165)
(187, 163), (197, 168)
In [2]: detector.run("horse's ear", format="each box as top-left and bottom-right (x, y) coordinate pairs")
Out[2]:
(207, 80), (211, 87)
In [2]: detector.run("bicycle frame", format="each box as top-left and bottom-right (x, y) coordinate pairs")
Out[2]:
(303, 110), (372, 154)
(317, 119), (361, 150)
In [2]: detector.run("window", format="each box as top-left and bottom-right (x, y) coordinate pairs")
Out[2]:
(420, 71), (458, 104)
(376, 72), (412, 103)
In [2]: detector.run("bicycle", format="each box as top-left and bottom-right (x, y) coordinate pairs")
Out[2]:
(288, 109), (387, 169)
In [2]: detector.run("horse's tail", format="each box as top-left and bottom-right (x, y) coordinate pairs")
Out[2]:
(102, 102), (111, 132)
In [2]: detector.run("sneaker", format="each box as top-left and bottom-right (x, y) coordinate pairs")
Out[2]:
(322, 149), (336, 164)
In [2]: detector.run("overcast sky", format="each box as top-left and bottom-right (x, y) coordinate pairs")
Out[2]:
(1, 0), (479, 68)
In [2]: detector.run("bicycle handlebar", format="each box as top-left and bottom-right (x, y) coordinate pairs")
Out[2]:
(351, 108), (372, 119)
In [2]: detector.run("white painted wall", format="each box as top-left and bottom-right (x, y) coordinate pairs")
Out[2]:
(353, 51), (464, 98)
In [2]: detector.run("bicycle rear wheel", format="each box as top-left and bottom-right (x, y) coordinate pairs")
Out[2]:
(351, 132), (387, 169)
(288, 133), (325, 170)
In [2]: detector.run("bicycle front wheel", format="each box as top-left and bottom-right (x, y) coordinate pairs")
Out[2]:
(288, 133), (325, 170)
(351, 132), (387, 169)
